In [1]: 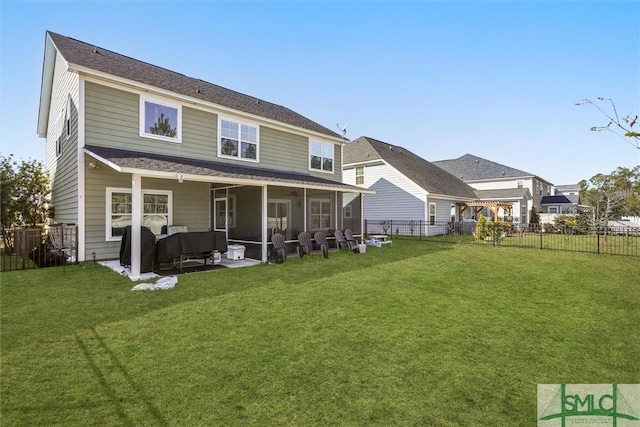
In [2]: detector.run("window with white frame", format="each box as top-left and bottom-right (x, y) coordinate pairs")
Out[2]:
(429, 202), (436, 225)
(219, 118), (258, 161)
(344, 205), (352, 219)
(548, 206), (558, 214)
(140, 96), (181, 142)
(54, 110), (64, 158)
(355, 166), (365, 185)
(309, 140), (334, 173)
(517, 180), (523, 189)
(66, 96), (72, 139)
(106, 188), (172, 240)
(310, 199), (331, 229)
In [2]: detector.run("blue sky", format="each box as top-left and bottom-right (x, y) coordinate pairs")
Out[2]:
(1, 1), (638, 185)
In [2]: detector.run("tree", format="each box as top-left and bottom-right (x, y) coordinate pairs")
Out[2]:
(149, 113), (177, 137)
(577, 97), (639, 150)
(1, 155), (50, 251)
(579, 166), (640, 236)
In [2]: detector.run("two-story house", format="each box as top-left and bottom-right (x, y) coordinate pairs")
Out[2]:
(433, 154), (552, 223)
(343, 136), (478, 234)
(38, 31), (371, 278)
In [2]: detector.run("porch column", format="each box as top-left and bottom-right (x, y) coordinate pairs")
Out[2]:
(130, 173), (142, 280)
(360, 193), (364, 237)
(303, 188), (307, 231)
(261, 185), (268, 262)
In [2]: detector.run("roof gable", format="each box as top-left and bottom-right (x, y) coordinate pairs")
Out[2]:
(45, 31), (340, 139)
(433, 153), (536, 181)
(345, 136), (477, 199)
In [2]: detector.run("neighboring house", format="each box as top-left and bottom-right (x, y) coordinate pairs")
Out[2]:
(38, 31), (371, 278)
(433, 154), (554, 223)
(343, 136), (478, 235)
(539, 184), (590, 223)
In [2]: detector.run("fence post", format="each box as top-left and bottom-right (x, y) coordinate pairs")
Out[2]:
(539, 224), (543, 250)
(419, 220), (422, 241)
(597, 226), (600, 255)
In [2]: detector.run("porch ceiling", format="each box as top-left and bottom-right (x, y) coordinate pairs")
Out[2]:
(84, 145), (374, 194)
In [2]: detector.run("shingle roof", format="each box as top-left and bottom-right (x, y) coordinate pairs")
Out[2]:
(47, 31), (340, 139)
(85, 145), (369, 193)
(432, 153), (535, 181)
(344, 136), (477, 199)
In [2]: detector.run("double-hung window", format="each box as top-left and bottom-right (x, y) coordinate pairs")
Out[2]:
(219, 118), (259, 161)
(140, 95), (181, 142)
(355, 166), (365, 185)
(310, 199), (331, 230)
(429, 203), (436, 226)
(309, 140), (334, 173)
(54, 110), (64, 158)
(106, 188), (172, 240)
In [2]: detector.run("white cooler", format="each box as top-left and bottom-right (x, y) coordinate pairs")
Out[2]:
(226, 245), (246, 260)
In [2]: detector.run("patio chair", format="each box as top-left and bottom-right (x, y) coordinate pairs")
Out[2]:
(297, 231), (313, 258)
(344, 229), (361, 252)
(271, 232), (288, 263)
(335, 229), (358, 253)
(313, 231), (331, 258)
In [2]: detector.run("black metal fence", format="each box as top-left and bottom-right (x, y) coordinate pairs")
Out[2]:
(364, 219), (640, 257)
(1, 225), (78, 272)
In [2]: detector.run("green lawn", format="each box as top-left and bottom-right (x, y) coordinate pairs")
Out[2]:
(1, 242), (639, 426)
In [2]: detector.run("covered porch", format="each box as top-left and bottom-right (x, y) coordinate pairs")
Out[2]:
(85, 146), (371, 279)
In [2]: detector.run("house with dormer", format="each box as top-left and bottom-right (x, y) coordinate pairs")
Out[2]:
(433, 154), (552, 223)
(38, 31), (371, 278)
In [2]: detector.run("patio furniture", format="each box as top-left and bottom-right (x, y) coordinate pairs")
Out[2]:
(271, 233), (288, 262)
(344, 229), (361, 253)
(367, 234), (392, 247)
(155, 230), (227, 271)
(334, 229), (355, 252)
(314, 231), (337, 253)
(297, 231), (328, 259)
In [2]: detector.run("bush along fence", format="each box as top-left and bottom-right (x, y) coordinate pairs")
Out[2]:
(364, 219), (640, 257)
(1, 224), (78, 272)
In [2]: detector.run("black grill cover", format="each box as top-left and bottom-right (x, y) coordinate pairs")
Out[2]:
(119, 226), (157, 273)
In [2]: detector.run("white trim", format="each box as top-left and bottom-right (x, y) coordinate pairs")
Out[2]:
(309, 139), (335, 174)
(217, 116), (260, 163)
(77, 71), (344, 144)
(355, 166), (365, 186)
(105, 187), (173, 241)
(139, 94), (182, 143)
(428, 202), (437, 225)
(262, 185), (268, 262)
(77, 77), (86, 261)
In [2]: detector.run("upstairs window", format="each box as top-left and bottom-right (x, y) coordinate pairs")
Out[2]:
(219, 118), (259, 162)
(355, 166), (365, 185)
(309, 140), (334, 173)
(517, 180), (523, 189)
(140, 96), (181, 142)
(54, 110), (64, 158)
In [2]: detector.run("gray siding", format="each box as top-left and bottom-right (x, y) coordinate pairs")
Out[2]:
(47, 52), (79, 224)
(84, 155), (210, 260)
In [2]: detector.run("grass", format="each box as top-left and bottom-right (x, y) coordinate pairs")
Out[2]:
(1, 241), (639, 426)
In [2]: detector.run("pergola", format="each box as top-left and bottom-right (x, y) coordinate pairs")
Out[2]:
(462, 201), (513, 222)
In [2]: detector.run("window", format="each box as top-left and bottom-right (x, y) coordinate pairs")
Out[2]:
(548, 207), (558, 214)
(310, 199), (331, 229)
(53, 111), (64, 157)
(344, 205), (352, 219)
(106, 188), (172, 240)
(429, 203), (436, 226)
(450, 204), (456, 222)
(219, 118), (258, 161)
(140, 96), (181, 142)
(517, 180), (523, 189)
(355, 166), (365, 185)
(309, 140), (334, 173)
(66, 96), (72, 139)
